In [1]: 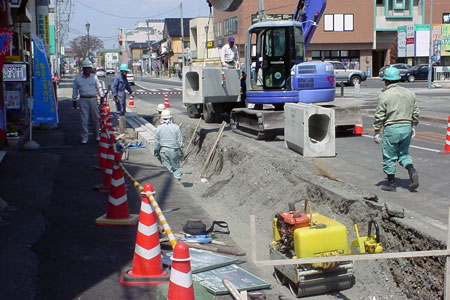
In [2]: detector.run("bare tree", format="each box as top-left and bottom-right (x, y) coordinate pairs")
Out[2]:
(70, 35), (104, 60)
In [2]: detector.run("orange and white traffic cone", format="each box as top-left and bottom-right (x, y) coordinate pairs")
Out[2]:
(95, 152), (139, 226)
(128, 94), (136, 108)
(353, 123), (364, 135)
(120, 183), (170, 285)
(164, 93), (170, 108)
(440, 116), (450, 155)
(168, 242), (194, 300)
(93, 137), (115, 192)
(92, 127), (109, 171)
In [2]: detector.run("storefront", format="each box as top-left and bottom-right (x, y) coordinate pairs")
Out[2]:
(310, 50), (361, 70)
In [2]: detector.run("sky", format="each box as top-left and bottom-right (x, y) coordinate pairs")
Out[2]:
(66, 0), (211, 48)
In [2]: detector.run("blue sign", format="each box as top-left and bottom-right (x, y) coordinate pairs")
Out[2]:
(32, 35), (58, 123)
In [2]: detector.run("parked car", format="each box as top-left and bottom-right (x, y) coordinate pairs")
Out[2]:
(106, 68), (115, 75)
(379, 63), (411, 79)
(96, 67), (106, 77)
(126, 72), (135, 85)
(325, 61), (367, 86)
(401, 64), (433, 82)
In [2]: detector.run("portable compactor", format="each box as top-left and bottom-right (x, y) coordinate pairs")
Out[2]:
(270, 202), (383, 297)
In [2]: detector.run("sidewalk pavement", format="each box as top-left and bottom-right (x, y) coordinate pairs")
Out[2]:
(0, 77), (242, 300)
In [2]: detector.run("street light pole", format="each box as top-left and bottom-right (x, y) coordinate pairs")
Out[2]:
(427, 0), (433, 89)
(85, 22), (90, 60)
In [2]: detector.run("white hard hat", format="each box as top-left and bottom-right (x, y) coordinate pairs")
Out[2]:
(160, 109), (172, 120)
(156, 103), (165, 112)
(81, 59), (93, 68)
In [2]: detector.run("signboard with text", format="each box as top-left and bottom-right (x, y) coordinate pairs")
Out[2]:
(397, 26), (406, 57)
(414, 24), (430, 57)
(406, 25), (415, 57)
(442, 24), (450, 56)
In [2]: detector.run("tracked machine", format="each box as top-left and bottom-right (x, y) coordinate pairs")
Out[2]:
(193, 0), (362, 140)
(271, 203), (383, 297)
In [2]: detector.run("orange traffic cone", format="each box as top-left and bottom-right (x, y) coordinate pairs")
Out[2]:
(93, 137), (115, 192)
(353, 123), (364, 135)
(95, 152), (139, 226)
(164, 93), (170, 108)
(440, 116), (450, 155)
(128, 94), (136, 108)
(168, 242), (195, 300)
(92, 128), (109, 171)
(120, 183), (170, 285)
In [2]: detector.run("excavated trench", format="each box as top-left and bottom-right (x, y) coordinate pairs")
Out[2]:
(168, 116), (445, 299)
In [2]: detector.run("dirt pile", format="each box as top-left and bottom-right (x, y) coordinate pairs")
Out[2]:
(169, 115), (444, 299)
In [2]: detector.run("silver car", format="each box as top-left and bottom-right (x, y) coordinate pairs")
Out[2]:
(325, 61), (367, 86)
(126, 72), (135, 85)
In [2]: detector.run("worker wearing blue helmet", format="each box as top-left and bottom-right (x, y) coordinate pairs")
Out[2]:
(112, 63), (133, 134)
(373, 66), (419, 192)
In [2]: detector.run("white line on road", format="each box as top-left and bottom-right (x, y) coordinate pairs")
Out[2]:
(362, 134), (440, 153)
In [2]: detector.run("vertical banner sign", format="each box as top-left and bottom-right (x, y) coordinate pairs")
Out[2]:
(397, 26), (406, 58)
(36, 5), (49, 44)
(406, 25), (415, 57)
(442, 24), (450, 57)
(414, 24), (430, 57)
(32, 35), (59, 123)
(0, 29), (14, 140)
(432, 25), (442, 62)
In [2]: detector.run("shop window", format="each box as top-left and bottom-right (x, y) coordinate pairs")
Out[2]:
(311, 51), (321, 58)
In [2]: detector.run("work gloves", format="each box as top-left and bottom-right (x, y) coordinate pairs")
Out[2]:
(411, 127), (416, 139)
(154, 150), (161, 162)
(72, 101), (78, 109)
(374, 133), (381, 144)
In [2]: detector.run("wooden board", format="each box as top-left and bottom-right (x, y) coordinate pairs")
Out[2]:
(192, 264), (271, 295)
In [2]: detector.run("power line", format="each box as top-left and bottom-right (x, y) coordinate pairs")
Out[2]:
(76, 0), (179, 19)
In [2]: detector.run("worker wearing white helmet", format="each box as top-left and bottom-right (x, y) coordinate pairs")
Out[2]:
(154, 109), (184, 180)
(72, 59), (103, 144)
(156, 103), (165, 113)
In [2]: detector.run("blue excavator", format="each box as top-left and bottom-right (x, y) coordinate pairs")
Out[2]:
(207, 0), (361, 139)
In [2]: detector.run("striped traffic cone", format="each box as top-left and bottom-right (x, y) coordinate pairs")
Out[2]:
(353, 123), (364, 135)
(168, 242), (195, 300)
(93, 137), (115, 192)
(164, 93), (170, 108)
(120, 183), (170, 285)
(95, 152), (139, 226)
(128, 94), (136, 108)
(92, 127), (109, 171)
(440, 116), (450, 155)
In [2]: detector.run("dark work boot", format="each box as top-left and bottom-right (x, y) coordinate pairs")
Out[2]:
(382, 174), (396, 192)
(406, 164), (419, 190)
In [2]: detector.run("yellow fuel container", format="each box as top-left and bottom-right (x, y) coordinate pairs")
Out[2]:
(293, 213), (349, 258)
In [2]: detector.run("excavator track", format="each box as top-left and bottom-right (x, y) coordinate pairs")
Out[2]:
(230, 108), (285, 140)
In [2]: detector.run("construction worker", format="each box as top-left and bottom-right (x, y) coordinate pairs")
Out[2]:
(154, 109), (184, 180)
(72, 59), (103, 144)
(112, 63), (133, 134)
(220, 37), (239, 69)
(373, 66), (419, 192)
(154, 103), (166, 127)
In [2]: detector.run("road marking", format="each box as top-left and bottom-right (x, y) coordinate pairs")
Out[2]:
(362, 134), (440, 153)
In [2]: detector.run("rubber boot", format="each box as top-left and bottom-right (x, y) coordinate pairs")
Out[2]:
(382, 174), (396, 192)
(406, 164), (419, 190)
(118, 116), (125, 135)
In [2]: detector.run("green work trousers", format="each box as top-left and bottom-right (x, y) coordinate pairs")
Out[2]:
(381, 124), (413, 175)
(160, 147), (182, 180)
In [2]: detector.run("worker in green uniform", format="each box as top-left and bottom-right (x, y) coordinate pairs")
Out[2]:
(373, 66), (419, 192)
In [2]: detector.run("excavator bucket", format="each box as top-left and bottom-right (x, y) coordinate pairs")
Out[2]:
(208, 0), (243, 12)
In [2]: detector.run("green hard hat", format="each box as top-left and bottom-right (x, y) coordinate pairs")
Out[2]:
(383, 66), (401, 81)
(119, 63), (130, 72)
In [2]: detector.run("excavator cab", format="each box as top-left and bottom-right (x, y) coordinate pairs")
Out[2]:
(245, 21), (305, 105)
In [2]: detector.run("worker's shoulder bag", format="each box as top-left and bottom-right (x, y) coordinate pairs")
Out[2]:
(183, 219), (230, 235)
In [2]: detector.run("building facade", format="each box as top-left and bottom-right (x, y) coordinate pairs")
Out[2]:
(213, 0), (450, 77)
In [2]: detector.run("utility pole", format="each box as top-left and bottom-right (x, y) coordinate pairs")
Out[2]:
(258, 0), (266, 22)
(427, 0), (433, 89)
(146, 20), (151, 75)
(180, 2), (185, 68)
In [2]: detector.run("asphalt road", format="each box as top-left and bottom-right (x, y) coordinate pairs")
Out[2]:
(117, 75), (450, 234)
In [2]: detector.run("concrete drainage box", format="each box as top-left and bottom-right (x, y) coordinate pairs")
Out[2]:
(183, 66), (240, 104)
(284, 103), (335, 157)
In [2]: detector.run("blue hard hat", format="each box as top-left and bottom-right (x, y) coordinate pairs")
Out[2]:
(119, 64), (130, 72)
(228, 37), (235, 42)
(383, 66), (401, 81)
